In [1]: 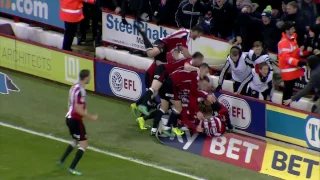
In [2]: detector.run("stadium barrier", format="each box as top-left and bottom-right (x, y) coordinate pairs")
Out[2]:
(158, 129), (320, 180)
(1, 32), (320, 179)
(0, 34), (95, 91)
(0, 0), (64, 29)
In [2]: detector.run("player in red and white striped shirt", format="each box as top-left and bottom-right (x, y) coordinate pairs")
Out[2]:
(58, 69), (98, 176)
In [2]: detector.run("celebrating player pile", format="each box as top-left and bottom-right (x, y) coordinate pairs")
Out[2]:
(57, 69), (98, 176)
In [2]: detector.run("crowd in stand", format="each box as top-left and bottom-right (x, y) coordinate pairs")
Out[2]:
(101, 0), (319, 55)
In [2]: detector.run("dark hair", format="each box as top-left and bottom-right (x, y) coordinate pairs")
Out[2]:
(191, 25), (203, 33)
(230, 46), (241, 56)
(192, 52), (204, 59)
(202, 105), (213, 116)
(253, 41), (263, 48)
(259, 62), (269, 69)
(200, 63), (210, 70)
(79, 69), (90, 80)
(282, 21), (295, 32)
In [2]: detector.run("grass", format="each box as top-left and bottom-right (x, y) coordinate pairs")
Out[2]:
(0, 68), (278, 180)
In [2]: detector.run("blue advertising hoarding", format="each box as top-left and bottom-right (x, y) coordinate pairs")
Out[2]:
(266, 104), (320, 151)
(95, 61), (146, 101)
(212, 92), (266, 136)
(0, 0), (64, 29)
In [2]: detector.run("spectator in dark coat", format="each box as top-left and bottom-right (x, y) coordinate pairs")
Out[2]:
(303, 24), (320, 56)
(261, 7), (282, 52)
(284, 55), (320, 113)
(207, 0), (237, 39)
(281, 1), (310, 45)
(150, 0), (179, 26)
(175, 0), (206, 29)
(300, 0), (319, 25)
(233, 1), (263, 51)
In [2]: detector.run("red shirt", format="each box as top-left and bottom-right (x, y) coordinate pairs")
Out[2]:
(161, 29), (189, 51)
(200, 117), (226, 137)
(164, 58), (192, 74)
(170, 70), (208, 99)
(66, 84), (86, 120)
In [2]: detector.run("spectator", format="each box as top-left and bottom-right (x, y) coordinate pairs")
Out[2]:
(111, 0), (129, 24)
(303, 24), (320, 56)
(281, 1), (310, 45)
(300, 0), (319, 25)
(150, 0), (179, 26)
(206, 0), (237, 39)
(233, 0), (263, 51)
(175, 0), (206, 29)
(60, 0), (96, 51)
(261, 6), (282, 52)
(243, 62), (274, 101)
(216, 46), (253, 95)
(284, 55), (320, 113)
(246, 41), (274, 72)
(277, 22), (307, 103)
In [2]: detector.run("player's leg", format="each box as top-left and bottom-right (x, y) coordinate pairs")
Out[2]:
(134, 24), (162, 57)
(138, 65), (167, 115)
(131, 63), (156, 116)
(167, 100), (184, 136)
(151, 98), (169, 136)
(68, 120), (88, 175)
(58, 118), (78, 167)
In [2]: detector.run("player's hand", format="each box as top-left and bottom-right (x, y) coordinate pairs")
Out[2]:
(266, 95), (271, 101)
(283, 99), (292, 106)
(90, 114), (99, 120)
(196, 68), (200, 75)
(314, 49), (320, 55)
(206, 94), (215, 103)
(196, 126), (204, 133)
(196, 111), (205, 120)
(307, 46), (313, 52)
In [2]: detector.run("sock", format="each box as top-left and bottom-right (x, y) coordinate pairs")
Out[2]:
(141, 89), (154, 106)
(69, 148), (85, 169)
(168, 110), (180, 128)
(137, 27), (153, 49)
(59, 145), (74, 163)
(153, 109), (165, 128)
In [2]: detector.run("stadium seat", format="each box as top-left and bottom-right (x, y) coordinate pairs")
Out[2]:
(14, 22), (29, 40)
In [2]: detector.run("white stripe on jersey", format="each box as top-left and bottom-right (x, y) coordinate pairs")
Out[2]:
(66, 84), (84, 118)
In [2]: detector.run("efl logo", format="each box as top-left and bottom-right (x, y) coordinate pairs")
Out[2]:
(65, 56), (80, 84)
(1, 0), (48, 19)
(109, 67), (142, 101)
(305, 118), (320, 149)
(218, 94), (251, 129)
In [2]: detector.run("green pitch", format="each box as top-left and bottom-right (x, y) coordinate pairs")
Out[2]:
(0, 69), (279, 180)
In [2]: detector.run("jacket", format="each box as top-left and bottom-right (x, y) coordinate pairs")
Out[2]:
(277, 32), (304, 81)
(60, 0), (95, 23)
(175, 0), (205, 29)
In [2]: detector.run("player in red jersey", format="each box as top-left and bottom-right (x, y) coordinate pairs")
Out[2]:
(135, 24), (203, 61)
(57, 70), (98, 176)
(135, 51), (204, 119)
(152, 63), (215, 136)
(198, 104), (226, 137)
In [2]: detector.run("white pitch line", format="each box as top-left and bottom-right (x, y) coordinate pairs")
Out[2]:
(0, 121), (206, 180)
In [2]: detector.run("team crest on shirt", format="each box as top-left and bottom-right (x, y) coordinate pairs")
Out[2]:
(0, 72), (20, 94)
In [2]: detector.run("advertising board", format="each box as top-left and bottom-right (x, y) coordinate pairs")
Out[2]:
(0, 0), (64, 29)
(212, 92), (266, 136)
(0, 36), (95, 91)
(266, 104), (320, 151)
(95, 60), (145, 101)
(261, 143), (320, 180)
(102, 11), (230, 69)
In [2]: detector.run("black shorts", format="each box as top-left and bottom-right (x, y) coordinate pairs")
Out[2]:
(159, 77), (176, 101)
(153, 39), (167, 63)
(154, 64), (169, 83)
(66, 118), (87, 141)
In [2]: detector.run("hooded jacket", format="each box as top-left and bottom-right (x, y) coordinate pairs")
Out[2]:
(292, 55), (320, 101)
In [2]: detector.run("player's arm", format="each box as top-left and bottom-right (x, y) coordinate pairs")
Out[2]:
(183, 60), (199, 72)
(181, 47), (192, 58)
(74, 90), (98, 120)
(217, 60), (231, 88)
